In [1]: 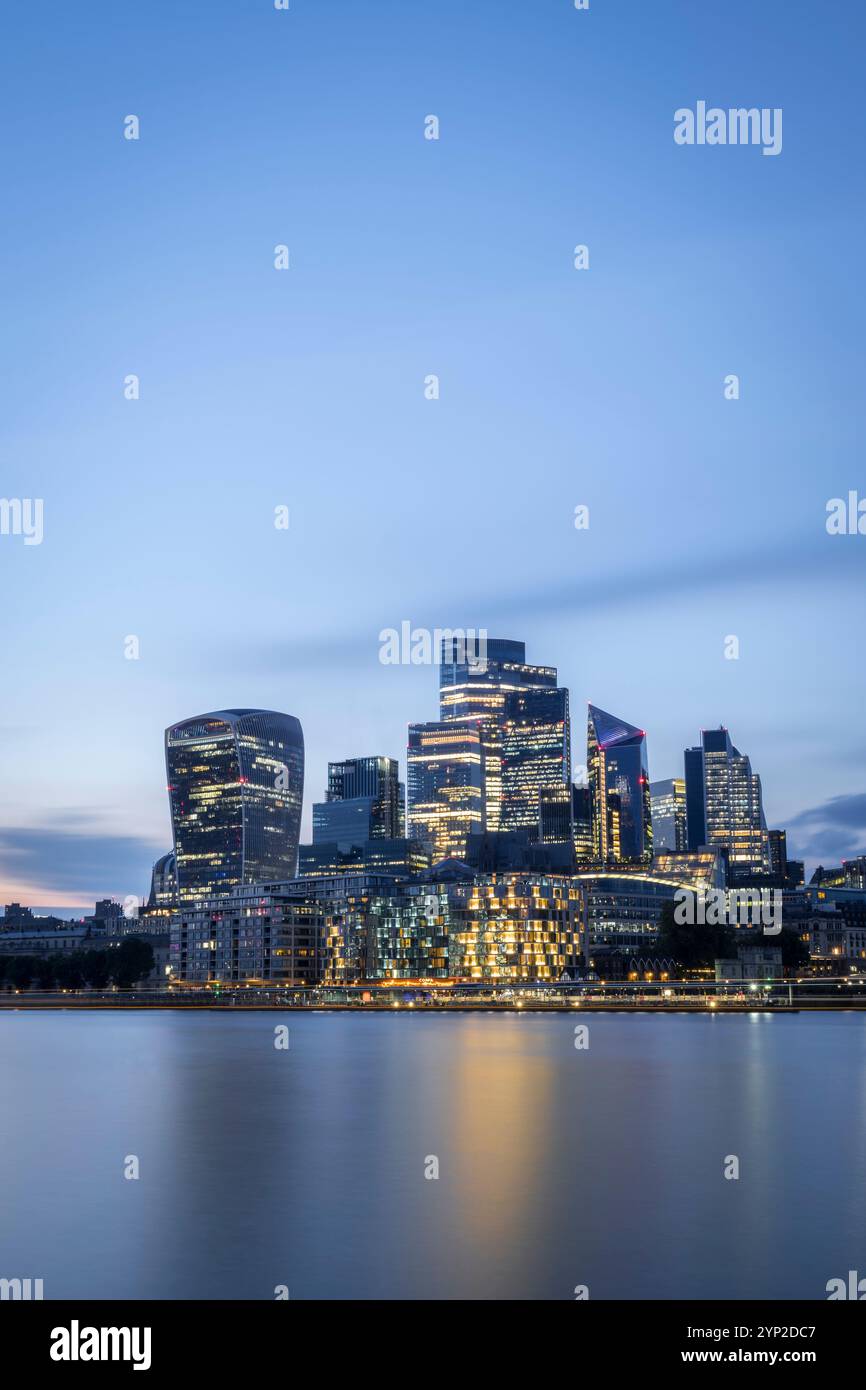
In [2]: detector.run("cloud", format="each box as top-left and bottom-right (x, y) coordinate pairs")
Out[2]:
(786, 793), (866, 865)
(0, 821), (164, 910)
(231, 526), (865, 675)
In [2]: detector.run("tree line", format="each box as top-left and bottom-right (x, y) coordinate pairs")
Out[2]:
(655, 900), (810, 971)
(0, 937), (156, 991)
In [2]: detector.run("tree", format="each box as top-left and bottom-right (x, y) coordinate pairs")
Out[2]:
(35, 955), (57, 990)
(779, 927), (810, 972)
(8, 955), (37, 990)
(111, 938), (154, 988)
(81, 949), (111, 989)
(656, 899), (736, 970)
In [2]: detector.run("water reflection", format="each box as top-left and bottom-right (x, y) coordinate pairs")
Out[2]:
(0, 1011), (863, 1299)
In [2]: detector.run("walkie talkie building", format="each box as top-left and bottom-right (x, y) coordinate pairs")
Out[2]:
(165, 708), (304, 902)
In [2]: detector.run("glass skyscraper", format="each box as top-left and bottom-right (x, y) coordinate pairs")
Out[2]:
(650, 777), (687, 852)
(438, 637), (571, 834)
(587, 705), (652, 864)
(313, 756), (403, 851)
(165, 708), (304, 902)
(407, 720), (485, 861)
(683, 727), (768, 875)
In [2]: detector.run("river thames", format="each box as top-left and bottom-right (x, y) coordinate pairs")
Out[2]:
(2, 1011), (864, 1300)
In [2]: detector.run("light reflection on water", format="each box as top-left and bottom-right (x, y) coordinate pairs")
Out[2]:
(1, 1010), (864, 1299)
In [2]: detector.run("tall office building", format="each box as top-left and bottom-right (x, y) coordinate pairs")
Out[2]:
(683, 727), (768, 874)
(683, 745), (707, 850)
(439, 637), (570, 834)
(539, 784), (573, 844)
(571, 784), (594, 862)
(313, 756), (403, 851)
(538, 783), (593, 863)
(650, 778), (687, 852)
(165, 709), (304, 902)
(407, 720), (485, 861)
(587, 705), (652, 864)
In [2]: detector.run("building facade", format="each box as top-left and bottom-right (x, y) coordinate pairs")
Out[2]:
(684, 727), (768, 875)
(312, 756), (404, 850)
(299, 838), (430, 878)
(650, 777), (687, 852)
(170, 881), (326, 986)
(170, 868), (584, 987)
(407, 719), (486, 860)
(587, 705), (652, 864)
(148, 851), (178, 908)
(165, 709), (304, 902)
(438, 637), (571, 836)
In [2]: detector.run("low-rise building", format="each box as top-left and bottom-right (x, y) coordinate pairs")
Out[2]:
(170, 867), (585, 987)
(715, 946), (784, 983)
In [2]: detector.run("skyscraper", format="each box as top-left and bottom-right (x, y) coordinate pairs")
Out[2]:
(683, 745), (707, 850)
(407, 720), (485, 861)
(538, 784), (573, 845)
(571, 784), (594, 862)
(313, 756), (403, 851)
(165, 709), (304, 902)
(587, 705), (652, 864)
(650, 778), (687, 852)
(683, 727), (768, 875)
(768, 828), (788, 885)
(439, 637), (571, 833)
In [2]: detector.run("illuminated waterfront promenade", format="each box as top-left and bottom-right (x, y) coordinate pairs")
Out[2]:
(4, 977), (866, 1009)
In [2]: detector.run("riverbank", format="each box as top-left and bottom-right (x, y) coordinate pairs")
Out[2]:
(6, 997), (866, 1012)
(3, 984), (865, 1011)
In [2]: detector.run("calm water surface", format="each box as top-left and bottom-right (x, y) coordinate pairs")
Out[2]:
(2, 1011), (864, 1299)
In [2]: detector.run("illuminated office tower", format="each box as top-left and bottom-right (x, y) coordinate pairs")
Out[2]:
(439, 637), (570, 833)
(500, 685), (571, 831)
(650, 777), (687, 852)
(538, 783), (592, 864)
(571, 784), (594, 862)
(165, 709), (304, 902)
(539, 784), (573, 844)
(407, 720), (485, 861)
(684, 727), (768, 874)
(587, 705), (652, 864)
(313, 756), (403, 851)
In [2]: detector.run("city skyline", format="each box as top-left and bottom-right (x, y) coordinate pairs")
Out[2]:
(2, 0), (865, 909)
(1, 636), (861, 913)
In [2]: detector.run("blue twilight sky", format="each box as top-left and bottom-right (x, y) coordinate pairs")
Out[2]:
(1, 0), (865, 912)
